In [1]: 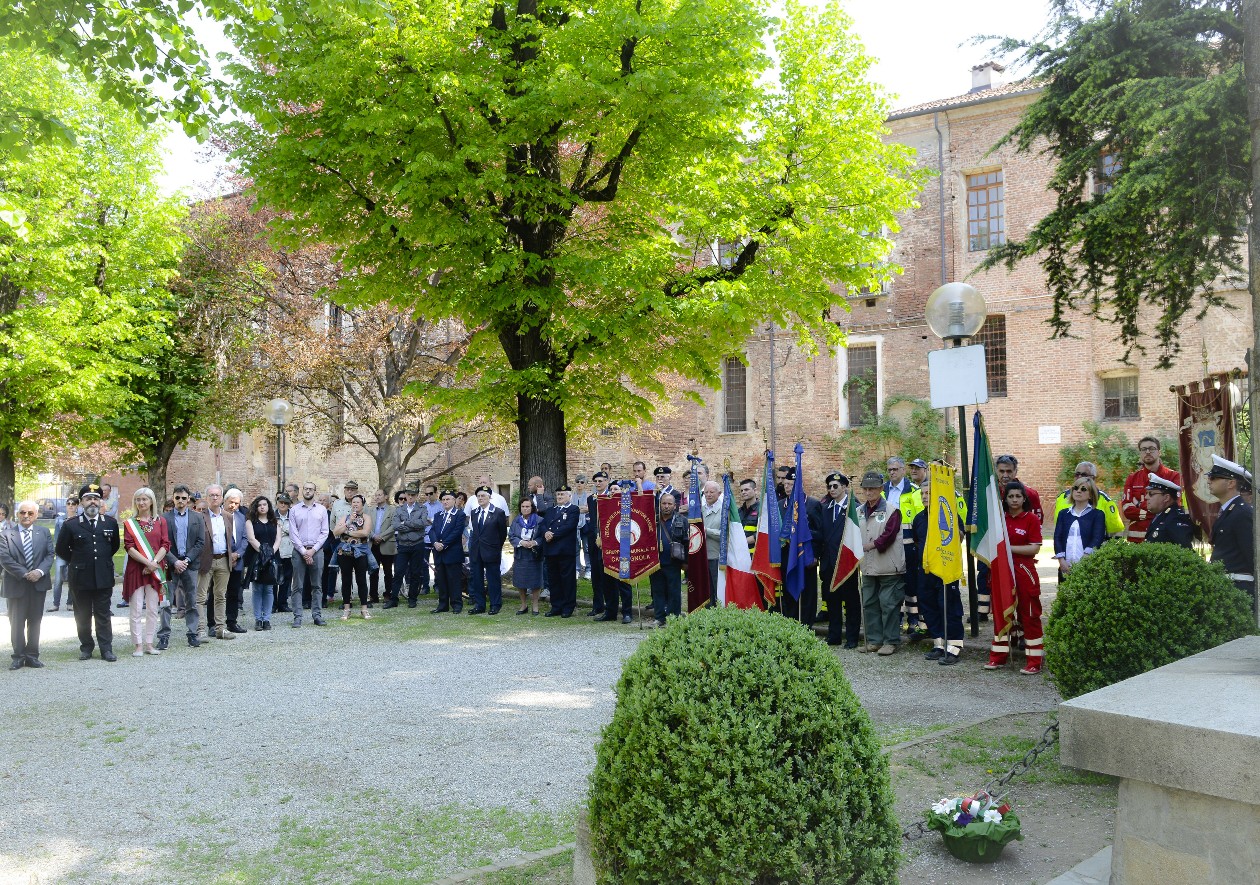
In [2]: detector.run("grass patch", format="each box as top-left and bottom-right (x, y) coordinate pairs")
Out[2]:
(151, 798), (576, 885)
(473, 848), (573, 884)
(876, 722), (951, 748)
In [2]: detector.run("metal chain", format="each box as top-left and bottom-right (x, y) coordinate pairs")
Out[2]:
(901, 718), (1060, 842)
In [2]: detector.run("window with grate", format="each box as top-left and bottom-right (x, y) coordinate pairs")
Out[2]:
(967, 170), (1005, 251)
(224, 432), (240, 451)
(1103, 374), (1140, 420)
(972, 314), (1008, 397)
(722, 356), (748, 432)
(1094, 152), (1122, 196)
(717, 240), (740, 269)
(846, 345), (878, 426)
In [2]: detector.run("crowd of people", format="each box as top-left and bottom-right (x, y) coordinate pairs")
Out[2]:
(1, 438), (1252, 674)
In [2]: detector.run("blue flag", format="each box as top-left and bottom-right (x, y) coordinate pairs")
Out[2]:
(783, 442), (816, 600)
(686, 454), (704, 524)
(718, 473), (733, 569)
(763, 450), (781, 566)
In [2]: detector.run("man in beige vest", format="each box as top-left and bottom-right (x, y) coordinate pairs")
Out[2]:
(856, 471), (906, 655)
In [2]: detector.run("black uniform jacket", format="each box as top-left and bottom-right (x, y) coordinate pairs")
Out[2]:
(55, 513), (121, 592)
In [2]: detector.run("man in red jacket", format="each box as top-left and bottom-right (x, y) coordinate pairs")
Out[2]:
(1120, 436), (1182, 543)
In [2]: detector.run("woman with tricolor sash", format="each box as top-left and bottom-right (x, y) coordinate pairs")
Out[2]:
(122, 487), (170, 658)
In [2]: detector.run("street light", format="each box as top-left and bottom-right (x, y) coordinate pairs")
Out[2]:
(925, 282), (987, 636)
(267, 397), (293, 496)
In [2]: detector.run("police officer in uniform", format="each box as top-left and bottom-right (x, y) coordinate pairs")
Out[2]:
(55, 483), (121, 661)
(543, 484), (581, 618)
(1143, 473), (1194, 549)
(1207, 455), (1255, 598)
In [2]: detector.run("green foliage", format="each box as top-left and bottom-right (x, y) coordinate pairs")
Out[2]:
(0, 46), (186, 499)
(224, 0), (926, 481)
(1055, 421), (1176, 490)
(587, 606), (900, 884)
(982, 0), (1247, 367)
(826, 396), (959, 479)
(1045, 541), (1256, 699)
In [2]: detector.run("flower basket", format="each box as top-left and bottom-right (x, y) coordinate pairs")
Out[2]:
(925, 794), (1023, 864)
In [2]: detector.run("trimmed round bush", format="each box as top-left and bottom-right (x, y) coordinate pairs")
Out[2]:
(587, 606), (899, 885)
(1045, 541), (1256, 699)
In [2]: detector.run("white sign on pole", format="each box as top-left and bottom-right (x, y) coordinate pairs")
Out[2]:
(927, 345), (989, 409)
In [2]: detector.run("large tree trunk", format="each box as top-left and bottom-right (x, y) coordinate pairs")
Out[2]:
(374, 429), (407, 494)
(0, 444), (14, 514)
(147, 440), (177, 510)
(516, 393), (567, 496)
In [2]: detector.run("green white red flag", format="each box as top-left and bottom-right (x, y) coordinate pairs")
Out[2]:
(969, 412), (1017, 639)
(829, 489), (864, 590)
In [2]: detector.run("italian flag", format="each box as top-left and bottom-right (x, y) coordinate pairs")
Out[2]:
(829, 491), (865, 590)
(719, 492), (762, 609)
(750, 486), (781, 607)
(970, 412), (1018, 639)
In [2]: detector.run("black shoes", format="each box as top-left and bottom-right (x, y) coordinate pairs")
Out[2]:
(560, 611), (573, 618)
(924, 648), (945, 661)
(516, 608), (530, 615)
(8, 660), (22, 670)
(156, 639), (169, 651)
(24, 658), (44, 668)
(544, 610), (560, 617)
(101, 650), (118, 662)
(227, 623), (247, 634)
(406, 601), (417, 609)
(844, 641), (859, 649)
(621, 615), (632, 624)
(79, 651), (93, 661)
(939, 652), (960, 666)
(488, 606), (501, 615)
(594, 614), (615, 622)
(383, 600), (398, 610)
(468, 607), (487, 614)
(431, 606), (450, 614)
(187, 636), (202, 648)
(587, 610), (604, 617)
(313, 617), (327, 626)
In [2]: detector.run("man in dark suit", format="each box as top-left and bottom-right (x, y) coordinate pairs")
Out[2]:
(1144, 473), (1195, 549)
(817, 473), (861, 648)
(776, 466), (825, 625)
(1208, 455), (1255, 598)
(580, 472), (612, 618)
(429, 490), (467, 613)
(543, 485), (581, 618)
(467, 485), (508, 614)
(223, 488), (249, 633)
(55, 483), (121, 661)
(2, 500), (54, 668)
(391, 484), (432, 608)
(162, 484), (206, 648)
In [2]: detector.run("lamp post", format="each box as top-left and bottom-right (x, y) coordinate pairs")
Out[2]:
(925, 282), (987, 636)
(266, 398), (293, 496)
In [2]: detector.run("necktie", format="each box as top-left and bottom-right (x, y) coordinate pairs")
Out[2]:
(22, 529), (33, 568)
(479, 508), (486, 527)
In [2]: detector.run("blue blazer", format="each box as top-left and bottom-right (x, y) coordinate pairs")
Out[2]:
(542, 504), (580, 557)
(1053, 506), (1107, 559)
(429, 508), (467, 565)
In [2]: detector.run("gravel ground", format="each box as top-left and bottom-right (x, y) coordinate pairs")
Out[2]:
(0, 561), (1065, 884)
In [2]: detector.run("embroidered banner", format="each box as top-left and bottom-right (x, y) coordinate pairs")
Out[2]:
(1176, 372), (1240, 537)
(596, 491), (660, 582)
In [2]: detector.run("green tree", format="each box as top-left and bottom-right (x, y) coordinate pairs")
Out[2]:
(982, 0), (1249, 367)
(0, 47), (185, 507)
(224, 0), (924, 491)
(827, 396), (959, 480)
(103, 199), (268, 506)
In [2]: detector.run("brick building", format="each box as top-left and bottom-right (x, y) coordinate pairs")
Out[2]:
(118, 65), (1251, 505)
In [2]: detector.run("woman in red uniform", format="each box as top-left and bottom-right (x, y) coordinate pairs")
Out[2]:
(122, 487), (170, 657)
(985, 481), (1045, 675)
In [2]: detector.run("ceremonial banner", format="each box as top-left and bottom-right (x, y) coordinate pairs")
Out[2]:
(1176, 373), (1239, 537)
(596, 491), (660, 582)
(969, 412), (1017, 640)
(923, 462), (963, 583)
(683, 454), (712, 612)
(783, 443), (816, 601)
(718, 473), (762, 609)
